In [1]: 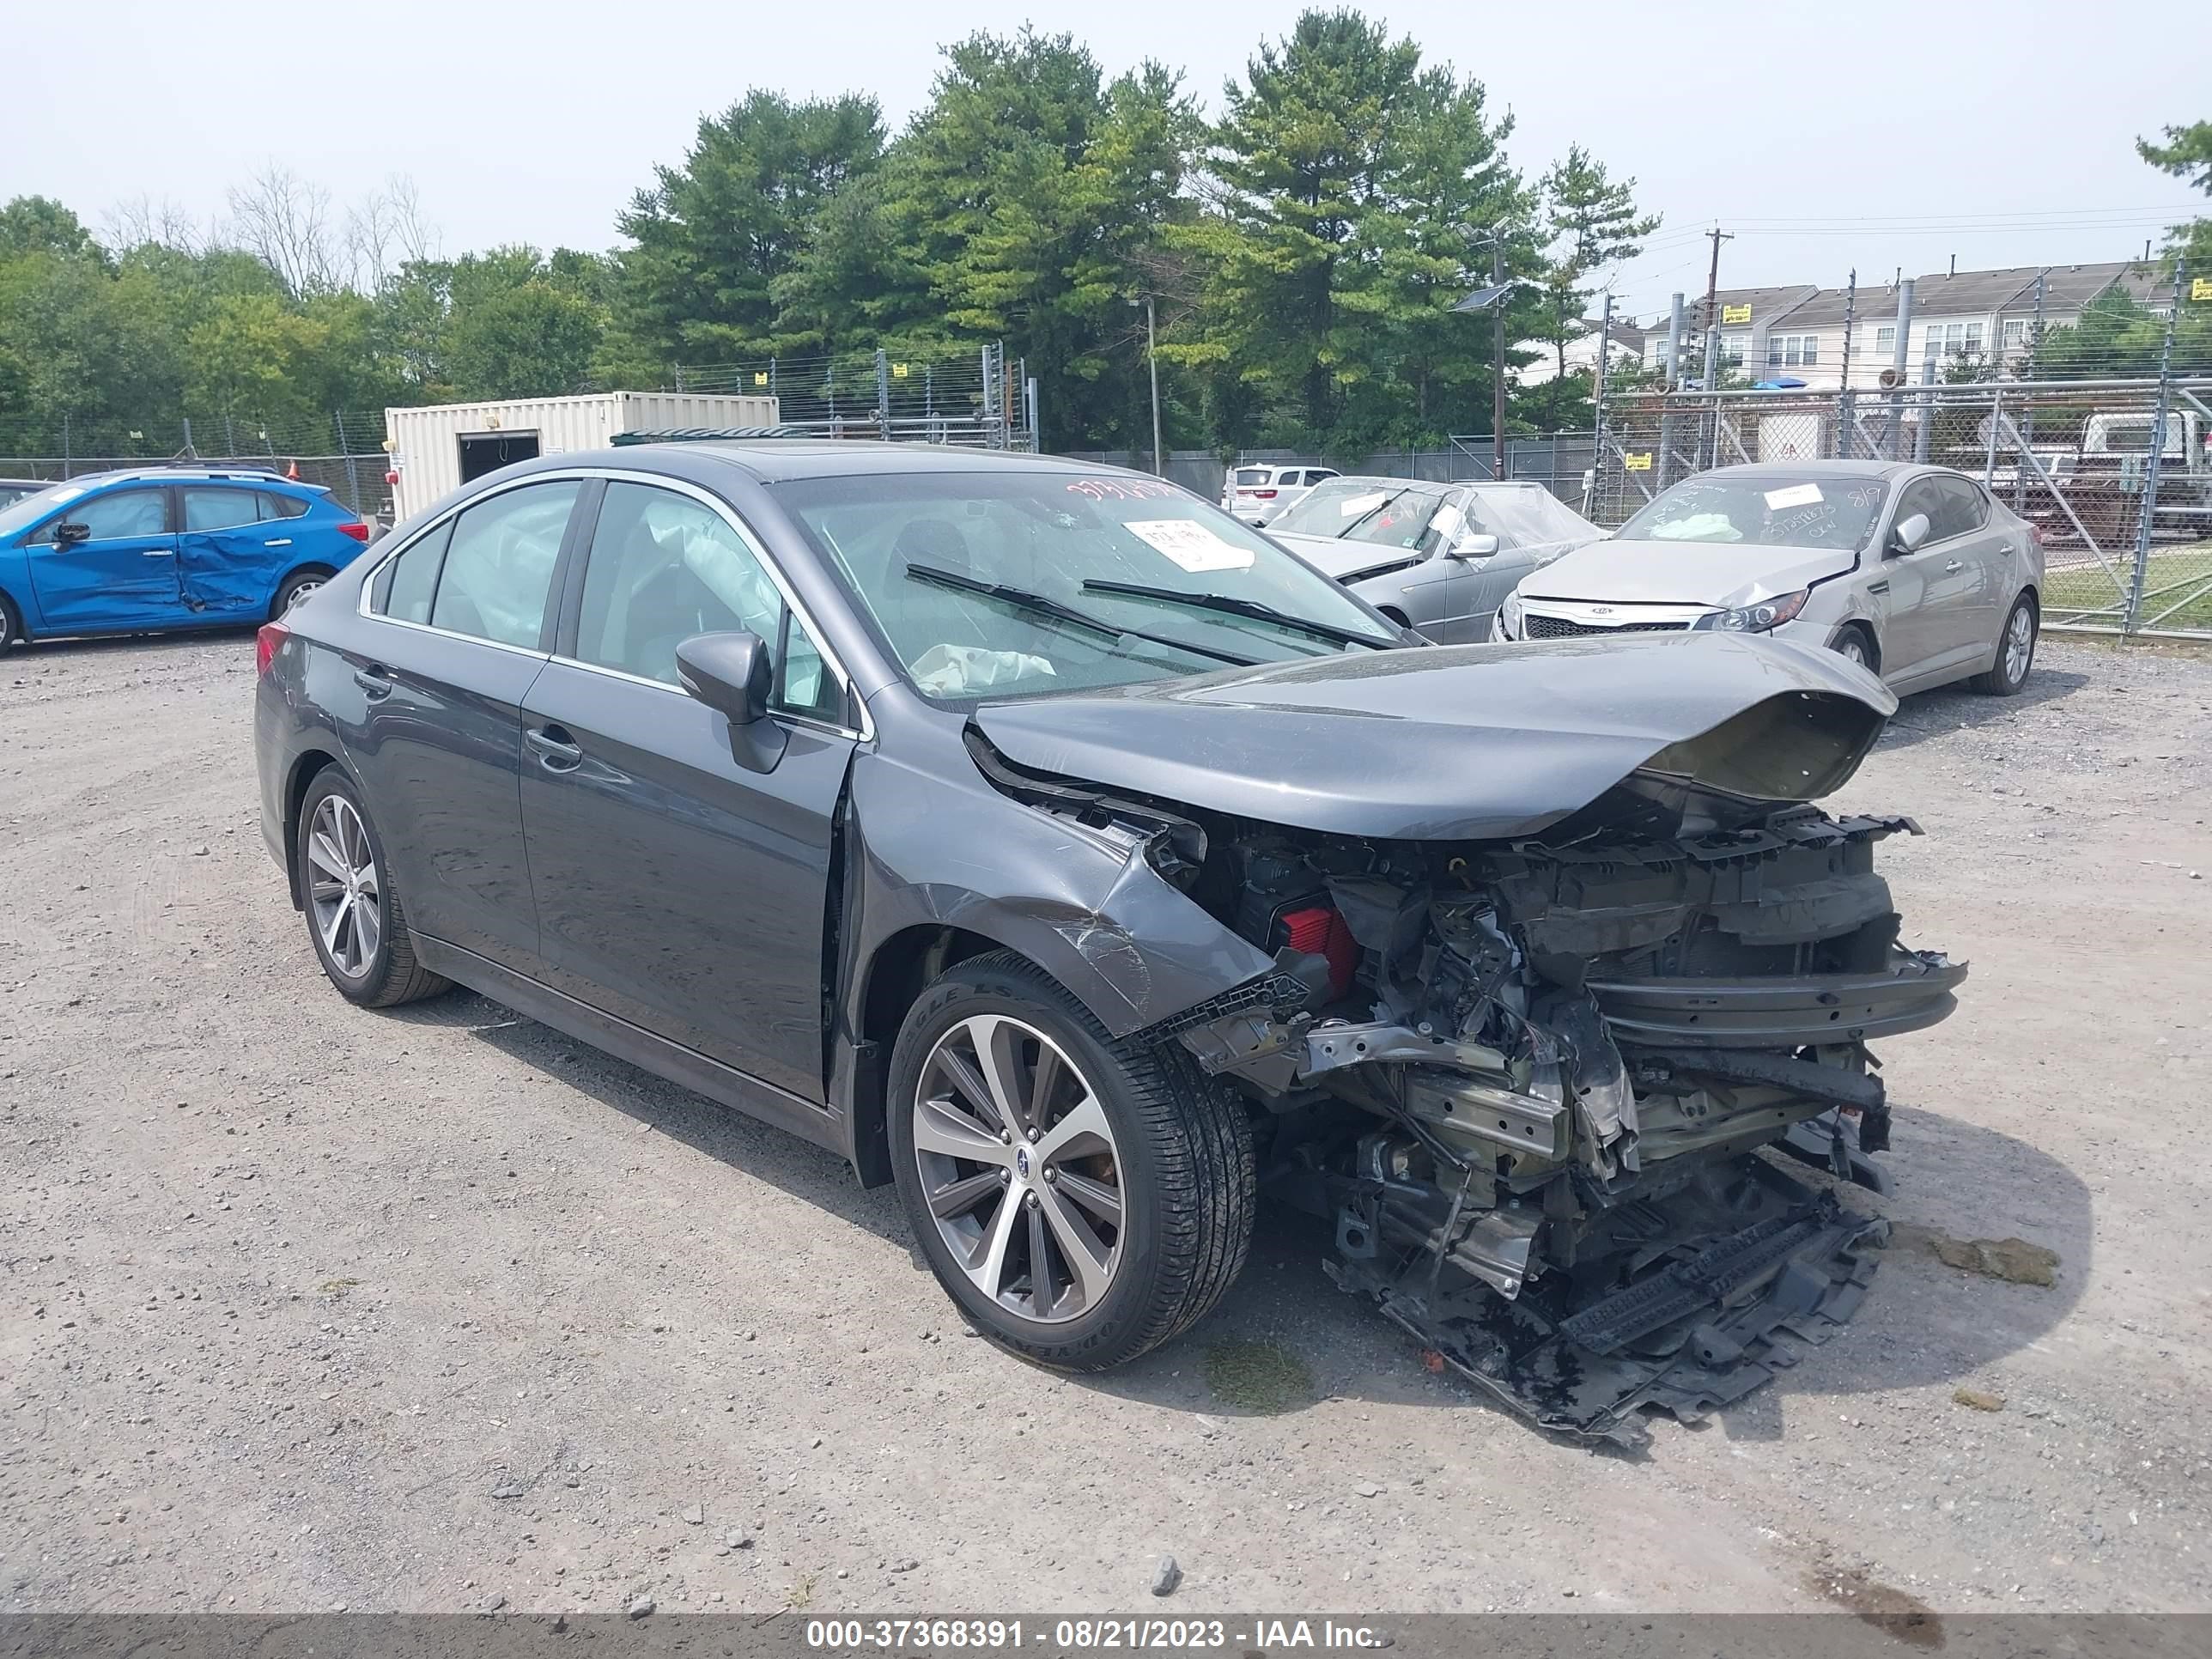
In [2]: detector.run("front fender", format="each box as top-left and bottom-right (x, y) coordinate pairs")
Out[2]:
(844, 731), (1274, 1042)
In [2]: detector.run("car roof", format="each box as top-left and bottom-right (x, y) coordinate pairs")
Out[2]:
(1700, 459), (1921, 481)
(512, 441), (1170, 489)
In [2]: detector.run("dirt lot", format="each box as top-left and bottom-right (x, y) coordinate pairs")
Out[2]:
(2, 632), (2209, 1619)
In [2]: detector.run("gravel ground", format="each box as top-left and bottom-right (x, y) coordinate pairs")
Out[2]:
(1, 633), (2208, 1618)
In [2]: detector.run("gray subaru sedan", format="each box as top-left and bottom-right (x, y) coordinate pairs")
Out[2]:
(254, 442), (1960, 1443)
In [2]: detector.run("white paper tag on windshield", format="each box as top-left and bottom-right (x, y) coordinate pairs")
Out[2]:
(1337, 491), (1389, 517)
(1126, 519), (1255, 572)
(1764, 483), (1823, 509)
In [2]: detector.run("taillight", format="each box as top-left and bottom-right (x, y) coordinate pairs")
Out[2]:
(256, 621), (289, 677)
(1279, 904), (1357, 1000)
(337, 520), (370, 542)
(1251, 488), (1278, 499)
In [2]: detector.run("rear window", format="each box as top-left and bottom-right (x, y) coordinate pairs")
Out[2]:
(262, 491), (312, 520)
(1234, 469), (1267, 487)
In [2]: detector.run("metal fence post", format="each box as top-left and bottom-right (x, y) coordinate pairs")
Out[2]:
(1835, 270), (1856, 459)
(1887, 280), (1914, 460)
(875, 349), (891, 437)
(1914, 360), (1935, 463)
(2126, 254), (2186, 632)
(1982, 389), (2002, 487)
(335, 410), (363, 512)
(1658, 291), (1684, 486)
(181, 416), (193, 458)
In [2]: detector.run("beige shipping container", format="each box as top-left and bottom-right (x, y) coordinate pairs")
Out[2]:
(383, 392), (781, 521)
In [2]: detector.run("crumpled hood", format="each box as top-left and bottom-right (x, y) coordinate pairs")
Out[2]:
(1268, 529), (1424, 582)
(972, 632), (1898, 842)
(1522, 538), (1858, 609)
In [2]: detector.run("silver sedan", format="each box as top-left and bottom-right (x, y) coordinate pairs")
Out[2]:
(1266, 477), (1606, 642)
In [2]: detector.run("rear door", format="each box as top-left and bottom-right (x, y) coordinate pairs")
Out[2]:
(177, 484), (291, 616)
(517, 477), (860, 1102)
(23, 485), (185, 632)
(343, 476), (585, 972)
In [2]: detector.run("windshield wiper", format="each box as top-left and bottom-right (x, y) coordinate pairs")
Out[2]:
(1078, 579), (1401, 650)
(902, 562), (1259, 668)
(1333, 487), (1417, 540)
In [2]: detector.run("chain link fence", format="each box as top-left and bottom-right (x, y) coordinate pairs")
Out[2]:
(1594, 377), (2212, 638)
(0, 410), (394, 520)
(671, 343), (1036, 450)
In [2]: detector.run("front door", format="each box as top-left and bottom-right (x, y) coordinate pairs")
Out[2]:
(341, 477), (583, 971)
(518, 479), (858, 1100)
(24, 485), (185, 632)
(1873, 477), (1948, 680)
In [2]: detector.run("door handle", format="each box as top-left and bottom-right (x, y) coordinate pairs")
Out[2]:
(526, 725), (584, 770)
(352, 666), (394, 700)
(1867, 579), (1890, 595)
(1997, 544), (2014, 556)
(266, 538), (292, 548)
(1944, 560), (1965, 573)
(140, 548), (173, 557)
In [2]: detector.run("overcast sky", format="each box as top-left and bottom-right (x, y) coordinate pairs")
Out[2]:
(6, 1), (2205, 324)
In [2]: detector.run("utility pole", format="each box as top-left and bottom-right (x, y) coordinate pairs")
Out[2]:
(1698, 225), (1732, 387)
(1837, 270), (1857, 459)
(1145, 294), (1164, 477)
(1491, 235), (1506, 482)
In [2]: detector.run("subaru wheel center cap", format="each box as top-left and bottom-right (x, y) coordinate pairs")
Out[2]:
(1015, 1146), (1031, 1181)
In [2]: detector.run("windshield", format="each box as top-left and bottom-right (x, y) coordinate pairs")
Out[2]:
(1617, 474), (1890, 553)
(776, 471), (1398, 703)
(0, 479), (94, 541)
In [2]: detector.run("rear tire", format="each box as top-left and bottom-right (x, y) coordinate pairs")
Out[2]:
(296, 769), (450, 1008)
(1972, 594), (2037, 696)
(0, 591), (21, 653)
(887, 951), (1255, 1370)
(272, 567), (334, 619)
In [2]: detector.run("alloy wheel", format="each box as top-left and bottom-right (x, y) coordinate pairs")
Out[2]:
(284, 577), (324, 611)
(305, 794), (382, 978)
(912, 1013), (1125, 1325)
(1838, 635), (1869, 668)
(2003, 604), (2034, 685)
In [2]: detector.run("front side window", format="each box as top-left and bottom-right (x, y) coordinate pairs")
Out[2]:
(429, 481), (580, 648)
(1619, 474), (1892, 554)
(1932, 477), (1989, 539)
(183, 487), (263, 532)
(34, 487), (169, 544)
(778, 470), (1397, 705)
(1893, 478), (1945, 542)
(574, 482), (841, 720)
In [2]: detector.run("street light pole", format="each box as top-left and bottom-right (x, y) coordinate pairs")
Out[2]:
(1491, 237), (1505, 481)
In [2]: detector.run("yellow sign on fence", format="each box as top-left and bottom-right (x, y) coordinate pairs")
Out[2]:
(753, 371), (769, 386)
(1624, 451), (1654, 471)
(893, 363), (910, 378)
(1721, 304), (1753, 325)
(2191, 276), (2212, 302)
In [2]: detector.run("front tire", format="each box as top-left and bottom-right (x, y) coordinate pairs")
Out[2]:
(296, 769), (449, 1008)
(887, 951), (1255, 1370)
(0, 591), (21, 653)
(1831, 624), (1876, 673)
(1972, 594), (2037, 696)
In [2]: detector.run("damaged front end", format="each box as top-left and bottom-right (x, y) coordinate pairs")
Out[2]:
(965, 653), (1960, 1445)
(1161, 805), (1959, 1444)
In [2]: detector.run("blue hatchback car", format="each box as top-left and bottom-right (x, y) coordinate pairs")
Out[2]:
(0, 468), (373, 651)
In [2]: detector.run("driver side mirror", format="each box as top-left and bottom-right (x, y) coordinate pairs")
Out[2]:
(1450, 532), (1500, 561)
(678, 630), (787, 774)
(677, 629), (772, 724)
(1887, 513), (1931, 556)
(52, 520), (91, 547)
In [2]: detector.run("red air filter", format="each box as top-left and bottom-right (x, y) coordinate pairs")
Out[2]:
(1279, 904), (1358, 1000)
